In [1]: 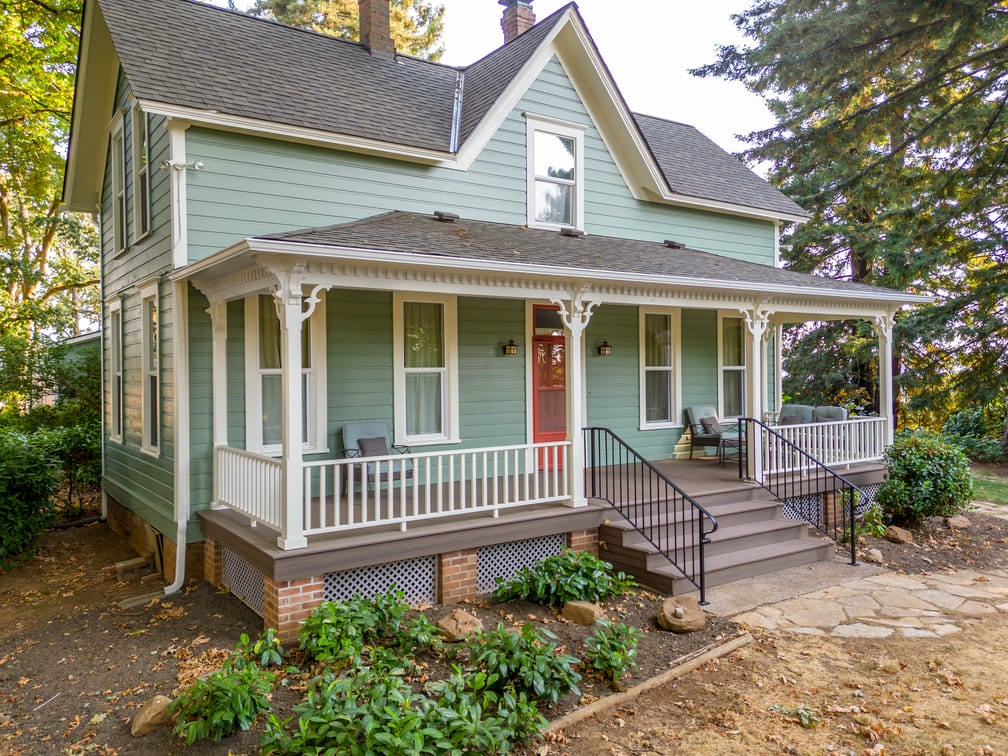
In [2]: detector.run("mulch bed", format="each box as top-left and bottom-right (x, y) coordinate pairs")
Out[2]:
(863, 511), (1008, 575)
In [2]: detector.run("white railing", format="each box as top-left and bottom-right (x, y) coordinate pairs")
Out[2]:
(214, 441), (571, 544)
(214, 446), (283, 530)
(301, 441), (570, 536)
(763, 417), (887, 475)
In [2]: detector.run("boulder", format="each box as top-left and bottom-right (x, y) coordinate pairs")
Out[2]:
(863, 548), (885, 564)
(884, 525), (913, 544)
(436, 608), (483, 641)
(131, 695), (173, 737)
(561, 601), (604, 625)
(945, 514), (970, 530)
(656, 595), (705, 633)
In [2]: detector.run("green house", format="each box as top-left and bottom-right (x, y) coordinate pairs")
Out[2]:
(63, 0), (926, 639)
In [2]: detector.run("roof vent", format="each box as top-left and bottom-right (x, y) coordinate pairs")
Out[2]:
(560, 227), (584, 238)
(664, 239), (685, 249)
(434, 210), (459, 223)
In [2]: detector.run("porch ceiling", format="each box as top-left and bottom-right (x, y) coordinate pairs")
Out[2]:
(171, 211), (931, 319)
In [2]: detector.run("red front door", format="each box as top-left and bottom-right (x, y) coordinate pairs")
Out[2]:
(532, 306), (566, 469)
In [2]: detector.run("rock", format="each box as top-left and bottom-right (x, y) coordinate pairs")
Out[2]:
(436, 608), (483, 641)
(884, 525), (913, 544)
(561, 601), (604, 625)
(656, 595), (705, 633)
(945, 514), (970, 530)
(131, 695), (173, 736)
(863, 548), (885, 564)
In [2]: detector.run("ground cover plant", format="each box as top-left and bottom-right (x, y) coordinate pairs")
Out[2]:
(491, 548), (635, 606)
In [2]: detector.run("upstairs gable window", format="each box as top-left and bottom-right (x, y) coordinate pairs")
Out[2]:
(525, 115), (585, 230)
(131, 104), (150, 240)
(110, 114), (126, 255)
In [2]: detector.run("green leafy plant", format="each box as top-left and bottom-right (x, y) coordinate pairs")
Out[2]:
(859, 502), (887, 539)
(463, 623), (581, 705)
(30, 421), (101, 516)
(298, 590), (407, 665)
(492, 549), (635, 607)
(171, 660), (275, 744)
(583, 620), (641, 682)
(0, 430), (58, 570)
(234, 627), (285, 669)
(877, 431), (974, 523)
(771, 703), (820, 729)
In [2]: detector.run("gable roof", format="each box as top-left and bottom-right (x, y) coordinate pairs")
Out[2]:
(65, 0), (807, 223)
(251, 211), (914, 304)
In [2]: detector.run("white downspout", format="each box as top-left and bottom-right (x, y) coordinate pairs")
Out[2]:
(165, 281), (191, 594)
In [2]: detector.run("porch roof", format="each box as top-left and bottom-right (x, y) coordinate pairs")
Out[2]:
(177, 211), (930, 314)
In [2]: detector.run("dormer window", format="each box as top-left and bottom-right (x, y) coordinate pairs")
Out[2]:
(525, 115), (585, 230)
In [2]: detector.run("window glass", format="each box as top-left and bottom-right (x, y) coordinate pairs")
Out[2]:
(644, 313), (673, 423)
(404, 302), (444, 368)
(533, 131), (576, 226)
(403, 301), (445, 436)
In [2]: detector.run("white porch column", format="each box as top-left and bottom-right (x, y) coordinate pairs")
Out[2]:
(741, 307), (771, 482)
(208, 298), (228, 510)
(872, 313), (896, 446)
(272, 269), (324, 550)
(551, 289), (600, 509)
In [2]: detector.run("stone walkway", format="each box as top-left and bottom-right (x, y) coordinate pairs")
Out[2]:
(734, 569), (1008, 638)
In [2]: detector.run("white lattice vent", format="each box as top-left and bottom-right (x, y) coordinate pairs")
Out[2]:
(324, 556), (437, 604)
(857, 483), (881, 515)
(477, 533), (565, 594)
(222, 548), (265, 617)
(783, 494), (824, 527)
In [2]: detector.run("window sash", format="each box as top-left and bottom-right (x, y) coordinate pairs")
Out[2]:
(111, 125), (126, 254)
(132, 106), (150, 239)
(642, 312), (677, 425)
(141, 292), (159, 453)
(110, 307), (123, 440)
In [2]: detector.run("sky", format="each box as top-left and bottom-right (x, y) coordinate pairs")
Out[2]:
(210, 0), (771, 155)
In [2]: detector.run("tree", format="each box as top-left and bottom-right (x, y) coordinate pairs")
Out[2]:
(0, 0), (99, 408)
(249, 0), (446, 60)
(694, 0), (1008, 435)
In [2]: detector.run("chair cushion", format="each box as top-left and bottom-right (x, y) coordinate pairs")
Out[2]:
(700, 417), (722, 435)
(357, 436), (389, 457)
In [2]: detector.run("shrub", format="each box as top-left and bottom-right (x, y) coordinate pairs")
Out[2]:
(462, 623), (581, 705)
(31, 421), (102, 515)
(492, 549), (635, 607)
(171, 660), (276, 744)
(944, 433), (1005, 463)
(0, 430), (58, 570)
(584, 620), (641, 682)
(877, 431), (973, 524)
(298, 590), (408, 666)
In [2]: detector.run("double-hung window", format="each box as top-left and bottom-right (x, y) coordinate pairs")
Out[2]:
(245, 292), (327, 453)
(719, 314), (746, 418)
(108, 299), (123, 442)
(131, 104), (150, 240)
(140, 282), (159, 455)
(110, 114), (126, 254)
(393, 293), (458, 445)
(525, 115), (585, 230)
(640, 310), (681, 427)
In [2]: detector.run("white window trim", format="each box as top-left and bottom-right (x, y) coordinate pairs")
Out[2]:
(393, 292), (459, 446)
(717, 311), (747, 420)
(525, 114), (586, 231)
(244, 292), (327, 455)
(131, 103), (151, 242)
(139, 281), (160, 456)
(108, 298), (124, 443)
(638, 308), (682, 430)
(110, 112), (126, 255)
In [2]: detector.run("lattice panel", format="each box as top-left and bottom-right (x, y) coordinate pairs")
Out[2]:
(783, 494), (825, 528)
(857, 482), (882, 516)
(222, 548), (265, 617)
(477, 534), (565, 594)
(323, 556), (437, 604)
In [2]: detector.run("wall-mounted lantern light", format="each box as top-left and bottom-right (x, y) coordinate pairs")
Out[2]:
(503, 339), (519, 356)
(598, 340), (612, 356)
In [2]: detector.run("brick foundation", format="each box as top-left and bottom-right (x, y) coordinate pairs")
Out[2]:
(204, 537), (224, 588)
(263, 575), (325, 644)
(105, 494), (202, 583)
(567, 528), (599, 555)
(438, 548), (478, 604)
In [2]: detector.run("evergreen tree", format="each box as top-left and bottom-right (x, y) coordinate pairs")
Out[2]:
(694, 0), (1008, 436)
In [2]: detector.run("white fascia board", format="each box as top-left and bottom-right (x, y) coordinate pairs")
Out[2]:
(240, 237), (932, 307)
(138, 100), (456, 167)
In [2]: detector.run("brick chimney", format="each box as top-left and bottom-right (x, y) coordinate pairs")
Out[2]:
(499, 0), (536, 43)
(359, 0), (395, 58)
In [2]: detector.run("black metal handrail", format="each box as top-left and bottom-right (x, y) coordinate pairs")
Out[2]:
(583, 427), (719, 603)
(738, 417), (863, 565)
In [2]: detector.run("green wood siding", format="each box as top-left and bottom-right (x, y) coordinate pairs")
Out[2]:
(188, 286), (213, 513)
(226, 299), (247, 448)
(184, 57), (775, 265)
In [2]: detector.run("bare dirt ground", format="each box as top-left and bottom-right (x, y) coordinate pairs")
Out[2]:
(1, 501), (1006, 755)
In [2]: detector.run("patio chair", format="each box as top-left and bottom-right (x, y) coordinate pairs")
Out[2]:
(813, 405), (848, 422)
(777, 404), (813, 425)
(340, 420), (413, 490)
(685, 405), (742, 465)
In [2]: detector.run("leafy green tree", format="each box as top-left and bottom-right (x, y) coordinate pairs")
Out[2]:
(695, 0), (1008, 434)
(249, 0), (446, 60)
(1, 0), (99, 409)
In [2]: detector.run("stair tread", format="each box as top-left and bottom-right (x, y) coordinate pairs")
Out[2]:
(652, 537), (833, 576)
(612, 518), (811, 552)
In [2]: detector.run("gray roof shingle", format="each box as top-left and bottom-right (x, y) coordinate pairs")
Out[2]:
(258, 211), (895, 297)
(96, 0), (805, 218)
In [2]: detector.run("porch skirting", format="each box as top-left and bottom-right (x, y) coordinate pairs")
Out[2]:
(199, 503), (607, 642)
